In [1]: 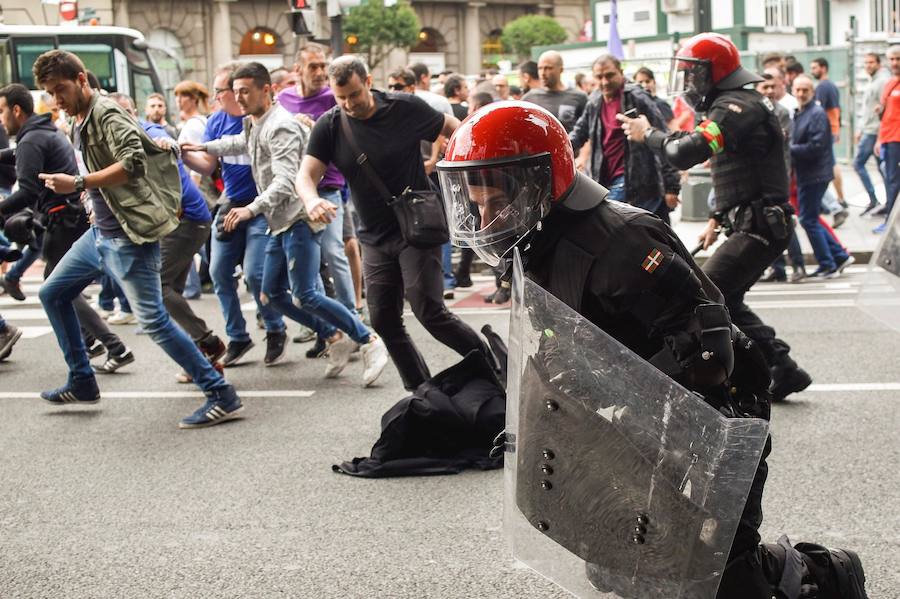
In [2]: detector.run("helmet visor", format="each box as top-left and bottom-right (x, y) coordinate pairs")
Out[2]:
(668, 57), (712, 108)
(438, 153), (552, 267)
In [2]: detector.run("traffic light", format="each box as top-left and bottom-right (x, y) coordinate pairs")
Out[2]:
(288, 0), (316, 36)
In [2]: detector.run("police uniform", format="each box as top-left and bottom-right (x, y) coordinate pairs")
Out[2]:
(646, 86), (811, 401)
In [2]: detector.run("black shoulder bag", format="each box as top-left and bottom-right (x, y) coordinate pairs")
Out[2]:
(339, 110), (449, 249)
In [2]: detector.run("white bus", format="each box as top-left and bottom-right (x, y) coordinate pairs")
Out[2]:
(0, 25), (168, 109)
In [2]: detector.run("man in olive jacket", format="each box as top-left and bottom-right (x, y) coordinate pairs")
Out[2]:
(34, 50), (242, 429)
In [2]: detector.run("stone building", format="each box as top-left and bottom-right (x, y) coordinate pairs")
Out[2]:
(0, 0), (589, 86)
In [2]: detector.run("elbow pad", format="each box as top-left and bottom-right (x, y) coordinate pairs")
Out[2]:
(695, 303), (735, 378)
(663, 132), (713, 170)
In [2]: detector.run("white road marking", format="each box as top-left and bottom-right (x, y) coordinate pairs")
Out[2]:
(804, 383), (900, 392)
(19, 326), (52, 339)
(0, 390), (316, 399)
(0, 297), (42, 307)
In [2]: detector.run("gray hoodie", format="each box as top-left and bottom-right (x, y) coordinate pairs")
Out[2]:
(205, 103), (321, 234)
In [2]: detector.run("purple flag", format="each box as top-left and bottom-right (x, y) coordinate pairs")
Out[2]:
(608, 0), (624, 59)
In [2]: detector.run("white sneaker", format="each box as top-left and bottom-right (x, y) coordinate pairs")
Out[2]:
(89, 300), (112, 320)
(107, 310), (136, 325)
(324, 332), (358, 378)
(360, 335), (389, 387)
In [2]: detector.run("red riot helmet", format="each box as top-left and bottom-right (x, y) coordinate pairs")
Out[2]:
(436, 101), (575, 266)
(670, 32), (762, 108)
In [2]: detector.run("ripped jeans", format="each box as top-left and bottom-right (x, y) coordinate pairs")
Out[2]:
(261, 219), (370, 344)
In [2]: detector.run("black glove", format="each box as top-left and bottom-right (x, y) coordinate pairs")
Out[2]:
(2, 209), (36, 246)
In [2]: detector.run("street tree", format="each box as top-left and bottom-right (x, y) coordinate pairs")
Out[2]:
(501, 15), (568, 60)
(344, 0), (421, 71)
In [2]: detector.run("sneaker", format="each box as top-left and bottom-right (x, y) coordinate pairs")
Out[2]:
(221, 339), (255, 367)
(324, 332), (358, 378)
(443, 289), (455, 300)
(0, 324), (23, 361)
(86, 338), (106, 358)
(360, 334), (389, 387)
(759, 268), (787, 283)
(809, 267), (835, 279)
(483, 290), (496, 303)
(0, 246), (22, 263)
(89, 301), (112, 320)
(107, 310), (136, 325)
(835, 255), (855, 276)
(0, 275), (25, 301)
(770, 365), (812, 402)
(860, 202), (880, 217)
(292, 325), (316, 344)
(306, 336), (328, 359)
(92, 348), (135, 374)
(264, 331), (287, 366)
(789, 268), (807, 284)
(832, 209), (849, 229)
(255, 312), (265, 330)
(41, 378), (101, 405)
(872, 206), (888, 217)
(178, 385), (244, 429)
(492, 286), (511, 304)
(873, 222), (887, 235)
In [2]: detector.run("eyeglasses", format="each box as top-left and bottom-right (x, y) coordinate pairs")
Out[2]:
(388, 83), (408, 91)
(214, 87), (232, 97)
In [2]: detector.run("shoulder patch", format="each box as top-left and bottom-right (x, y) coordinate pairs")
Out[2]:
(761, 97), (775, 112)
(642, 248), (664, 273)
(727, 103), (743, 113)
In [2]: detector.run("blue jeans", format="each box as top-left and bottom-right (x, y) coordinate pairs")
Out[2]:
(442, 242), (456, 290)
(797, 181), (849, 272)
(210, 212), (284, 342)
(262, 220), (370, 344)
(5, 235), (42, 283)
(39, 227), (227, 390)
(606, 175), (626, 202)
(99, 273), (131, 313)
(884, 141), (900, 219)
(320, 190), (356, 310)
(854, 133), (885, 204)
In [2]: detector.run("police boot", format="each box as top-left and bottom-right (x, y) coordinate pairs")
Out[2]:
(769, 356), (812, 402)
(757, 535), (868, 599)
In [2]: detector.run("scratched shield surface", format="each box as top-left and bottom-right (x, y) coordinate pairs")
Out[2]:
(503, 250), (769, 599)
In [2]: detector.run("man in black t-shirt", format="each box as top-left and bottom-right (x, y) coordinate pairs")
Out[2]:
(297, 56), (489, 390)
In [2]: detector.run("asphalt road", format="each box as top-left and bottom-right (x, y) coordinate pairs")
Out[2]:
(0, 267), (897, 598)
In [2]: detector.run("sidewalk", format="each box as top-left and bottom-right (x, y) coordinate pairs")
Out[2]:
(671, 163), (886, 265)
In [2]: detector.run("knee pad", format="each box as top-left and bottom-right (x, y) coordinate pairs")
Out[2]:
(757, 536), (868, 599)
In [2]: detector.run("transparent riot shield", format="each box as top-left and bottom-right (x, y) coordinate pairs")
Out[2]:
(504, 250), (769, 599)
(856, 205), (900, 333)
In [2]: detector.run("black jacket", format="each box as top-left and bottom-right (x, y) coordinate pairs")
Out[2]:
(0, 113), (80, 217)
(569, 84), (680, 202)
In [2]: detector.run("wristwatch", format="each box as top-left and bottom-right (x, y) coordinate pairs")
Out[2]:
(74, 175), (85, 193)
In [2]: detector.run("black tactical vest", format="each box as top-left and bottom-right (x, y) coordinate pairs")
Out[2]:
(708, 89), (790, 213)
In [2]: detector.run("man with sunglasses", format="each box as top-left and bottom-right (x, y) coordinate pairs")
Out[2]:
(181, 62), (288, 367)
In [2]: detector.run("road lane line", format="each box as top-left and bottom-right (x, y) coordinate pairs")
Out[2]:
(0, 390), (316, 399)
(804, 383), (900, 392)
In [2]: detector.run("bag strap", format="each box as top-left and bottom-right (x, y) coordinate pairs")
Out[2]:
(339, 110), (395, 204)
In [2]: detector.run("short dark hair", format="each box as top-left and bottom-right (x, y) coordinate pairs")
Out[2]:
(635, 66), (655, 81)
(32, 49), (85, 85)
(388, 68), (416, 88)
(509, 84), (521, 97)
(760, 73), (774, 81)
(811, 57), (829, 70)
(232, 62), (271, 89)
(86, 71), (102, 91)
(444, 74), (465, 98)
(0, 83), (34, 115)
(785, 62), (804, 75)
(328, 56), (368, 86)
(866, 52), (882, 64)
(215, 61), (246, 88)
(592, 54), (622, 71)
(469, 92), (495, 111)
(519, 60), (538, 79)
(408, 62), (429, 83)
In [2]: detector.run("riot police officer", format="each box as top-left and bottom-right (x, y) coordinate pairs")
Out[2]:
(620, 33), (812, 403)
(437, 100), (868, 598)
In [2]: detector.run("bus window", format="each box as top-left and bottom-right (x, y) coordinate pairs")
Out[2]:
(14, 38), (54, 89)
(132, 70), (156, 110)
(0, 40), (11, 86)
(59, 42), (116, 92)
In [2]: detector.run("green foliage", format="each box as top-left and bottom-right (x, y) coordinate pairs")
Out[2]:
(501, 15), (568, 59)
(344, 0), (421, 71)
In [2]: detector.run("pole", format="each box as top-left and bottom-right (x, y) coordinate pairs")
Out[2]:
(847, 15), (858, 162)
(693, 0), (712, 34)
(331, 14), (343, 57)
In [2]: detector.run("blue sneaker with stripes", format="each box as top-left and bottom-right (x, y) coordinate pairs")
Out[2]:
(40, 378), (101, 405)
(178, 385), (243, 429)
